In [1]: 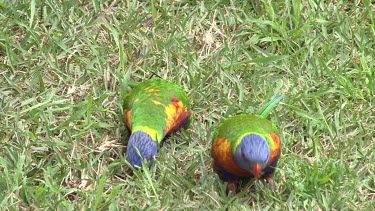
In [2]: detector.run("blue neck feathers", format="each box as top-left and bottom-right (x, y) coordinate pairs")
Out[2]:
(126, 131), (158, 168)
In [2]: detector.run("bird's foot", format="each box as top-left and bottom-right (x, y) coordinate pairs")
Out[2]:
(265, 175), (275, 191)
(226, 181), (237, 194)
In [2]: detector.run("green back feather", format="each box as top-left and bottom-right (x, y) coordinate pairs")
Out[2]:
(213, 114), (279, 154)
(123, 78), (190, 142)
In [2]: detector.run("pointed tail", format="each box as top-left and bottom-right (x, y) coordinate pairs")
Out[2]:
(257, 95), (283, 118)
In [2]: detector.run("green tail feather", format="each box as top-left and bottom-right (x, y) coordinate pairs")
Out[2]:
(257, 95), (283, 118)
(127, 80), (141, 88)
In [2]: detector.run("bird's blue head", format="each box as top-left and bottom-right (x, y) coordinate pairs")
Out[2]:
(234, 134), (269, 179)
(126, 131), (158, 169)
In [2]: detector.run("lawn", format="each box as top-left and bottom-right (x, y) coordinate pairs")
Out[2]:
(0, 0), (374, 210)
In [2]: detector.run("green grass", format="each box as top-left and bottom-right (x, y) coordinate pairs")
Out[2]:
(1, 0), (374, 210)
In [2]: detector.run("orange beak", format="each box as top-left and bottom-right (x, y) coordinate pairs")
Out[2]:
(251, 163), (262, 179)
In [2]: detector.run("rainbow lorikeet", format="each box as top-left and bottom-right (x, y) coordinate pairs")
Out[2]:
(123, 78), (191, 168)
(211, 96), (283, 192)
